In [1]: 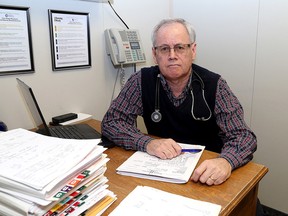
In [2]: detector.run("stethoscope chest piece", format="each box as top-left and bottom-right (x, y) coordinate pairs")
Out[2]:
(151, 110), (162, 122)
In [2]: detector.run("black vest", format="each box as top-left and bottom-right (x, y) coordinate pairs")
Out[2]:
(141, 64), (223, 153)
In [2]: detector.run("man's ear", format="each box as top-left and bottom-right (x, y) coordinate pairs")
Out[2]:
(152, 48), (158, 64)
(191, 43), (197, 61)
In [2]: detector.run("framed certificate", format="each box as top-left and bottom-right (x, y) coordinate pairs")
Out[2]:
(48, 10), (91, 71)
(0, 6), (34, 75)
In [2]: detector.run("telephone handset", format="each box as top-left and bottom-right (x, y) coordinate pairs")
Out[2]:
(105, 28), (146, 66)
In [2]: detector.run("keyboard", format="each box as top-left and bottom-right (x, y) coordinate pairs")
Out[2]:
(48, 124), (101, 139)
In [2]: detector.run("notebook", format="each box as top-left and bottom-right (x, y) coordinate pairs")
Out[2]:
(16, 78), (102, 140)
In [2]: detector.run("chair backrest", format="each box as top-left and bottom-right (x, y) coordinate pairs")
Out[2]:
(0, 121), (7, 131)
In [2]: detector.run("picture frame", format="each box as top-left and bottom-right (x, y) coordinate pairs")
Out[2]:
(48, 10), (91, 71)
(0, 6), (34, 76)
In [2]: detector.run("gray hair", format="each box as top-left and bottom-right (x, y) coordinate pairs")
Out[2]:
(151, 18), (196, 47)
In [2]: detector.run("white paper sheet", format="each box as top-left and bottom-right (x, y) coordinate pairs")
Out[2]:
(109, 186), (221, 216)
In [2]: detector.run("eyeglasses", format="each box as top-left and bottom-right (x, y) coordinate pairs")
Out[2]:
(154, 43), (193, 55)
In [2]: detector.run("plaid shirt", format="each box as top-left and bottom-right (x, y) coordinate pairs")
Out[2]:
(101, 70), (257, 170)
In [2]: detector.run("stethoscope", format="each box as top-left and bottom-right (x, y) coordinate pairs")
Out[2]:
(151, 71), (212, 123)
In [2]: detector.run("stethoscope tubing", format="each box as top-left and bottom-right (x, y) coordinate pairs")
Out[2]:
(151, 71), (212, 122)
(190, 72), (212, 121)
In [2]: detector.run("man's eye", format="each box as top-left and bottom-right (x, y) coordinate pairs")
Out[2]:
(176, 45), (185, 50)
(160, 46), (170, 52)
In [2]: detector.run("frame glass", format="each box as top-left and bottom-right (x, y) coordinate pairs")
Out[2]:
(48, 10), (91, 71)
(0, 6), (34, 75)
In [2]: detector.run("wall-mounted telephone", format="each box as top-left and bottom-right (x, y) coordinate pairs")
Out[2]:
(105, 28), (146, 66)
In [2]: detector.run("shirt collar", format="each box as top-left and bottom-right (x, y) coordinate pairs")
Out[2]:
(159, 72), (192, 101)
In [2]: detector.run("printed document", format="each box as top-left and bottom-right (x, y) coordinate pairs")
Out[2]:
(116, 144), (205, 183)
(109, 186), (221, 216)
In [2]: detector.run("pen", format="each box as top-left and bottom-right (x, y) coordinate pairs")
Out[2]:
(181, 149), (202, 153)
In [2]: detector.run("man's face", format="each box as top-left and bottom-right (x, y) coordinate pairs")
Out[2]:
(152, 22), (196, 82)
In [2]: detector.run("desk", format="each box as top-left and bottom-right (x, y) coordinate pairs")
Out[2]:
(85, 119), (268, 216)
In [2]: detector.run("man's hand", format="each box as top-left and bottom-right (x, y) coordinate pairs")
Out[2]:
(191, 158), (232, 185)
(146, 138), (182, 159)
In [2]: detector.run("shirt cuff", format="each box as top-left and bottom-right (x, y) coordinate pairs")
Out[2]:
(133, 134), (153, 152)
(219, 152), (240, 170)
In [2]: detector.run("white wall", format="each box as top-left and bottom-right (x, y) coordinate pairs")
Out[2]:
(0, 0), (169, 130)
(0, 0), (287, 213)
(252, 0), (288, 212)
(173, 0), (259, 125)
(173, 0), (288, 213)
(0, 0), (108, 130)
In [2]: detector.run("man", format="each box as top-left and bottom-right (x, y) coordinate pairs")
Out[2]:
(101, 18), (257, 186)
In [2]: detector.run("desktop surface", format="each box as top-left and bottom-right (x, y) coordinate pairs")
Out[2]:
(85, 119), (268, 216)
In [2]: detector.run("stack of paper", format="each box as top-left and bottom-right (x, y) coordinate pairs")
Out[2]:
(0, 128), (116, 216)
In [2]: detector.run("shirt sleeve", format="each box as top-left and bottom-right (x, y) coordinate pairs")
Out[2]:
(215, 77), (257, 170)
(101, 71), (153, 151)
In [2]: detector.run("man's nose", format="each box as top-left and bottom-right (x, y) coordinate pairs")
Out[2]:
(168, 48), (177, 58)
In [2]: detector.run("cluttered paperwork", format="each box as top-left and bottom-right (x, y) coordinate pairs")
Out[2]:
(0, 128), (102, 193)
(0, 128), (116, 216)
